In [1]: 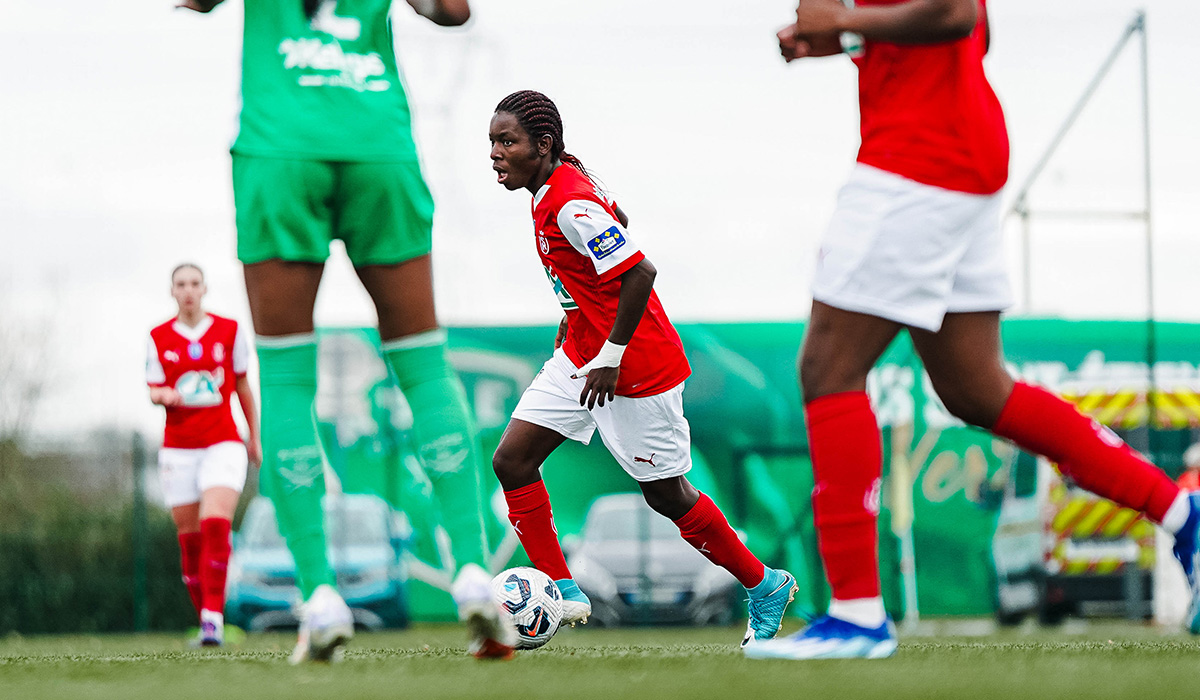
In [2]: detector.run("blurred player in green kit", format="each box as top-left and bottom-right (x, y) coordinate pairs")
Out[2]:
(177, 0), (512, 662)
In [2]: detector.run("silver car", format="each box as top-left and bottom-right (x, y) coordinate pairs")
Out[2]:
(567, 494), (739, 627)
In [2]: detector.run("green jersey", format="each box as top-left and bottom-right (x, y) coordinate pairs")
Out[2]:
(233, 0), (419, 162)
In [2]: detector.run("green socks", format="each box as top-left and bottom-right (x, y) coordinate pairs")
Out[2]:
(384, 330), (488, 572)
(257, 335), (335, 599)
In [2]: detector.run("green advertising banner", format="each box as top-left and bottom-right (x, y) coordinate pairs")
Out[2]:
(310, 320), (1200, 621)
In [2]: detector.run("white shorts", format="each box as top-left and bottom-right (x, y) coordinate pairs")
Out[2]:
(511, 349), (692, 482)
(158, 441), (248, 508)
(811, 164), (1014, 332)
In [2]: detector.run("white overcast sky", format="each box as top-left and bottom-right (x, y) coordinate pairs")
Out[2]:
(2, 0), (1198, 439)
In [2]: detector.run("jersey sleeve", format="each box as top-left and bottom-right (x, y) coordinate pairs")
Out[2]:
(557, 200), (645, 283)
(146, 336), (166, 386)
(233, 322), (250, 377)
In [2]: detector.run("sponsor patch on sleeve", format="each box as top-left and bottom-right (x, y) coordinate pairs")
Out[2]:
(588, 226), (626, 260)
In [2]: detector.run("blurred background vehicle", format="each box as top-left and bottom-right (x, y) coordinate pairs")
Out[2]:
(225, 494), (409, 632)
(567, 493), (740, 627)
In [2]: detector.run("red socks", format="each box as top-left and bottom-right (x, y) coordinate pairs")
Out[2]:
(199, 517), (232, 615)
(504, 481), (572, 581)
(178, 531), (203, 616)
(993, 382), (1180, 522)
(673, 493), (766, 588)
(806, 392), (883, 601)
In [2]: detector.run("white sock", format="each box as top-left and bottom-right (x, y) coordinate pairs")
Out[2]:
(1162, 492), (1192, 534)
(828, 597), (886, 629)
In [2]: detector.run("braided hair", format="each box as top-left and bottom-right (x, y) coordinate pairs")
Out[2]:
(494, 90), (592, 181)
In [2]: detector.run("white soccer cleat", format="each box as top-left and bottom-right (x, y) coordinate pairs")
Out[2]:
(289, 584), (355, 665)
(452, 564), (516, 660)
(199, 609), (225, 647)
(559, 599), (592, 627)
(553, 578), (591, 627)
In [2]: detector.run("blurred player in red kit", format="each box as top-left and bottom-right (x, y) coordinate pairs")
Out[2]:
(488, 90), (797, 648)
(745, 0), (1200, 660)
(147, 263), (260, 646)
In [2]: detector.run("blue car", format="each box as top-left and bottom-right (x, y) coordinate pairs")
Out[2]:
(225, 494), (409, 631)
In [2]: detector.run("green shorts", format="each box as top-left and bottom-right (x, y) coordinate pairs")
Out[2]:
(232, 155), (434, 266)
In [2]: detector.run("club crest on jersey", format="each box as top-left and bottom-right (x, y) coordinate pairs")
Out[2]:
(538, 234), (550, 255)
(213, 343), (225, 363)
(588, 226), (625, 260)
(164, 350), (180, 363)
(188, 342), (203, 360)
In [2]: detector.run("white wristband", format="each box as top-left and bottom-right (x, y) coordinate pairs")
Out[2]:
(593, 340), (626, 367)
(572, 340), (627, 378)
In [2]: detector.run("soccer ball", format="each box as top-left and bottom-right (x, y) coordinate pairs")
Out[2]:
(490, 567), (563, 650)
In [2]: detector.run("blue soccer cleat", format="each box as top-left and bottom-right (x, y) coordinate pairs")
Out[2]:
(554, 578), (592, 626)
(743, 614), (897, 660)
(1171, 492), (1200, 634)
(742, 568), (798, 647)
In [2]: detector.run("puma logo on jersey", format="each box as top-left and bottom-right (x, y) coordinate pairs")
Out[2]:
(633, 453), (656, 467)
(573, 211), (592, 219)
(309, 1), (361, 41)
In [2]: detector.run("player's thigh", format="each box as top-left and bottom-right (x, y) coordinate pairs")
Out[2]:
(158, 447), (204, 510)
(909, 311), (1014, 427)
(197, 441), (248, 495)
(355, 256), (437, 341)
(335, 160), (434, 268)
(799, 300), (901, 400)
(199, 487), (242, 521)
(811, 165), (989, 333)
(233, 155), (336, 266)
(593, 383), (692, 483)
(243, 260), (325, 335)
(510, 350), (598, 447)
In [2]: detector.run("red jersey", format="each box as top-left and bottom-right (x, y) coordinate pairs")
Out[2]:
(531, 164), (691, 398)
(146, 314), (249, 449)
(854, 0), (1009, 195)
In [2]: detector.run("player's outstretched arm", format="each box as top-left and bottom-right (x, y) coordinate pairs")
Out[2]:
(406, 0), (470, 27)
(794, 0), (977, 45)
(572, 259), (657, 410)
(235, 375), (262, 467)
(175, 0), (225, 14)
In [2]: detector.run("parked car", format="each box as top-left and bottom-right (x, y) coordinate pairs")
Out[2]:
(567, 493), (739, 626)
(225, 494), (408, 631)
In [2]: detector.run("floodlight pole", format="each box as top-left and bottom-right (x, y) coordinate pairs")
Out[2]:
(1138, 13), (1160, 450)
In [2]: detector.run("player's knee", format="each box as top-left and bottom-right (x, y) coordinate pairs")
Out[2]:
(799, 350), (863, 401)
(933, 386), (997, 429)
(638, 480), (694, 521)
(491, 448), (534, 487)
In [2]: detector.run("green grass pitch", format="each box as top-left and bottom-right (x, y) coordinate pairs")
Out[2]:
(3, 623), (1200, 700)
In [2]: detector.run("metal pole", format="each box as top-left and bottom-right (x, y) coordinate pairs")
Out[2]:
(132, 432), (149, 632)
(1020, 207), (1032, 312)
(1138, 12), (1160, 456)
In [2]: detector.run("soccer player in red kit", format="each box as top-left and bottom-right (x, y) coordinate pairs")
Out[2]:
(746, 0), (1200, 660)
(488, 90), (797, 648)
(147, 264), (261, 646)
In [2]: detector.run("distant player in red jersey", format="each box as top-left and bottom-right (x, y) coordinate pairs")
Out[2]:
(488, 90), (797, 647)
(746, 0), (1200, 660)
(147, 263), (260, 647)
